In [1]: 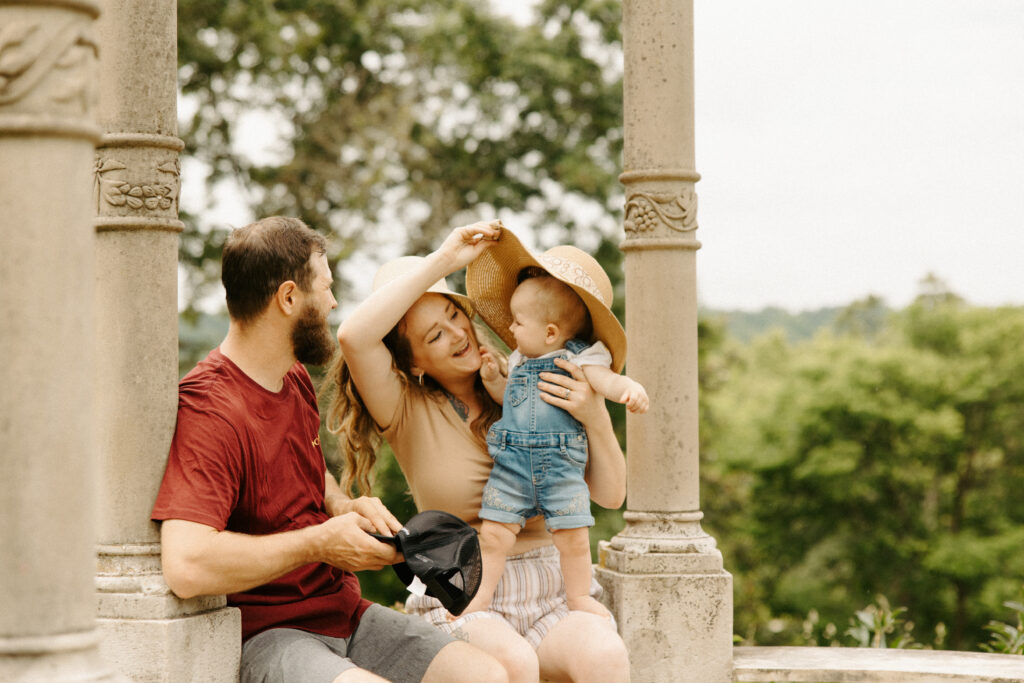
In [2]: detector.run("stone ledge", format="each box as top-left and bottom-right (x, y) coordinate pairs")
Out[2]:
(96, 591), (226, 620)
(98, 607), (241, 682)
(733, 646), (1024, 682)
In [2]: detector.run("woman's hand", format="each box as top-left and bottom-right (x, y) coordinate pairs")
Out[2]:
(433, 220), (502, 274)
(538, 358), (606, 426)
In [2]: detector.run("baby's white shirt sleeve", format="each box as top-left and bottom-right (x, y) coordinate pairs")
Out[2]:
(568, 341), (613, 369)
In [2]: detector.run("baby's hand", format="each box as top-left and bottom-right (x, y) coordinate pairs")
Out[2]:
(480, 348), (502, 382)
(620, 379), (649, 414)
(479, 348), (507, 403)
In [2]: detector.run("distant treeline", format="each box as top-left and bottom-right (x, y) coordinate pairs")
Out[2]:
(702, 305), (847, 343)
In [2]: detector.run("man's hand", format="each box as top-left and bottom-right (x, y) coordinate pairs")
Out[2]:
(324, 475), (402, 535)
(333, 495), (403, 536)
(317, 512), (400, 572)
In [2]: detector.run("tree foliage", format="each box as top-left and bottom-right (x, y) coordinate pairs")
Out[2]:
(703, 283), (1024, 650)
(177, 0), (624, 313)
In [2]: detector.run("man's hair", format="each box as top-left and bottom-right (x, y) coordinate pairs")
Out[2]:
(221, 216), (327, 323)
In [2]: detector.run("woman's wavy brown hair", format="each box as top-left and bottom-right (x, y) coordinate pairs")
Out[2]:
(321, 296), (504, 497)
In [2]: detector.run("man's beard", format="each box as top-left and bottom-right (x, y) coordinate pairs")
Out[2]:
(291, 302), (336, 366)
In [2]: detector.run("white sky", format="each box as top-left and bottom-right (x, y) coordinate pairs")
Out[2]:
(183, 0), (1024, 313)
(692, 0), (1024, 310)
(497, 0), (1024, 311)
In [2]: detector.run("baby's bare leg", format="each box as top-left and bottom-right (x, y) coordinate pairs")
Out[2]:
(461, 520), (520, 615)
(551, 527), (610, 618)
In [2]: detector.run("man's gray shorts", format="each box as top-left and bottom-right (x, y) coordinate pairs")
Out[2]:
(240, 604), (454, 683)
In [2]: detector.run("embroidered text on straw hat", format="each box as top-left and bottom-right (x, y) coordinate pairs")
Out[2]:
(465, 228), (626, 373)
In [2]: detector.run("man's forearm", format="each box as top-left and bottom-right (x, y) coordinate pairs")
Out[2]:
(161, 519), (326, 599)
(161, 508), (397, 599)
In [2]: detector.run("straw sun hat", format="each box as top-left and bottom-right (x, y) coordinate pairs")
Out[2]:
(372, 255), (475, 318)
(466, 228), (626, 374)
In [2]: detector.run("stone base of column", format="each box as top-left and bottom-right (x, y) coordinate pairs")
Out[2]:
(0, 630), (124, 682)
(97, 545), (241, 682)
(596, 512), (734, 683)
(97, 610), (240, 682)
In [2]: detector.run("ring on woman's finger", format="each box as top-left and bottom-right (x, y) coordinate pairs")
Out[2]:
(564, 388), (571, 399)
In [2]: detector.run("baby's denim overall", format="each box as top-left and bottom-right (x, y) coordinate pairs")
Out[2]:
(480, 340), (594, 530)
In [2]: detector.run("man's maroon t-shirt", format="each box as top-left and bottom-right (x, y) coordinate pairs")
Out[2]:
(151, 348), (370, 641)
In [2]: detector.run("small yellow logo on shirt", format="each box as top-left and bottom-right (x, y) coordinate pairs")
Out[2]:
(311, 435), (320, 448)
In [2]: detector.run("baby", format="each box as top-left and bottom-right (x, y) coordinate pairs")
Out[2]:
(464, 233), (648, 618)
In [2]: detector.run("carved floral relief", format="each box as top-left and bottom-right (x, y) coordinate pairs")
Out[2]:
(624, 189), (699, 235)
(0, 17), (98, 114)
(94, 157), (180, 213)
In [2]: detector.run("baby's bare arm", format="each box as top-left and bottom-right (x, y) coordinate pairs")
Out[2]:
(482, 375), (505, 404)
(581, 365), (627, 401)
(581, 365), (649, 413)
(479, 347), (506, 404)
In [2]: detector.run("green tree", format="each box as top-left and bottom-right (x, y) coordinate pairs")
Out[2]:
(706, 295), (1024, 649)
(834, 295), (890, 340)
(177, 0), (624, 315)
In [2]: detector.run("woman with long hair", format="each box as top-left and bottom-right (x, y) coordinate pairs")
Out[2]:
(323, 221), (629, 683)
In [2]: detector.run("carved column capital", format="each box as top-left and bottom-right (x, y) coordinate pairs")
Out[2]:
(93, 141), (184, 232)
(0, 2), (101, 141)
(620, 169), (701, 251)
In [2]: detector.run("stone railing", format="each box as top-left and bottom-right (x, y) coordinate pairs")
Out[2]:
(733, 646), (1024, 682)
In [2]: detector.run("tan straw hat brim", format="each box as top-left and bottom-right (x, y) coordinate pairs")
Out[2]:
(466, 228), (626, 373)
(373, 255), (474, 317)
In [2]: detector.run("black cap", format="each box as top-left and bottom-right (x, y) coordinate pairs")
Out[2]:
(371, 510), (482, 616)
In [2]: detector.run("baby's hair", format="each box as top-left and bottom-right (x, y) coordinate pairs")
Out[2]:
(515, 269), (593, 341)
(517, 266), (549, 284)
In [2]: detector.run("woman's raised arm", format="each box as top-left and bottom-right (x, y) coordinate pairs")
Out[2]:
(336, 221), (501, 426)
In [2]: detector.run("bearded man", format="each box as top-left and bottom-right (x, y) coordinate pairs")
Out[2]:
(152, 217), (505, 683)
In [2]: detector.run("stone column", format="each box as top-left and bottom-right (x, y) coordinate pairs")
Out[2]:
(92, 0), (240, 679)
(595, 1), (734, 681)
(0, 1), (118, 680)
